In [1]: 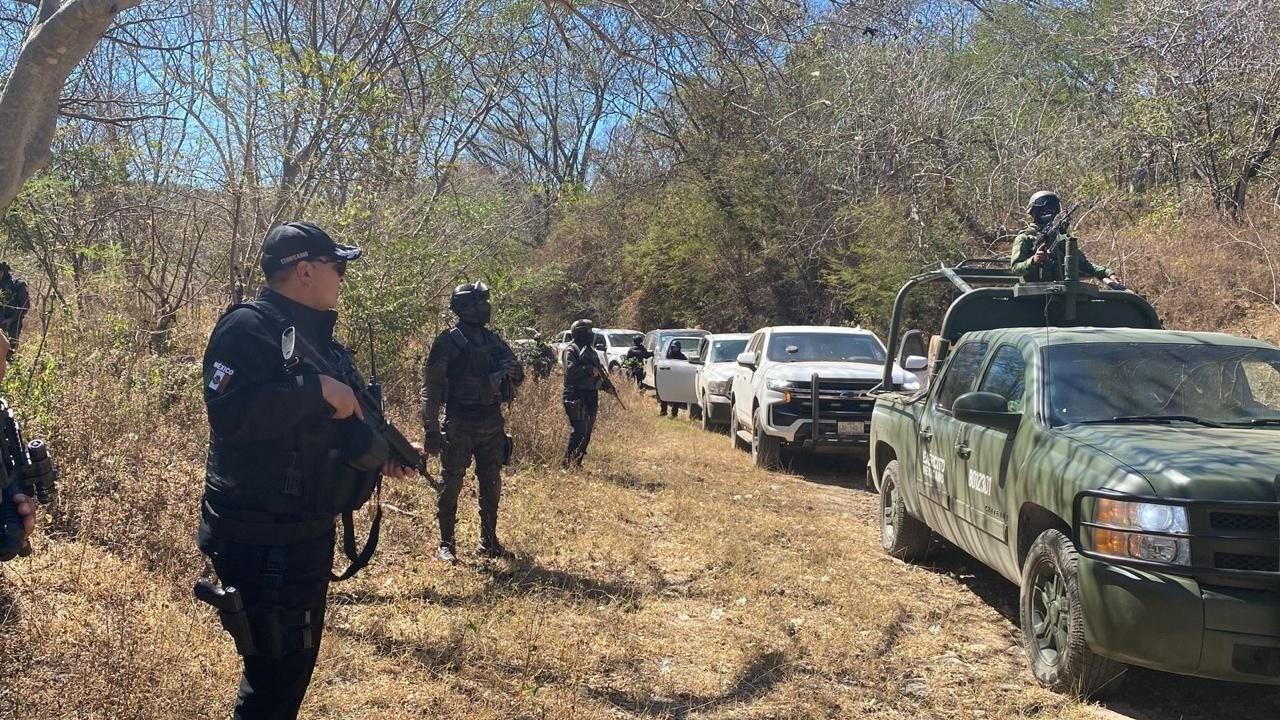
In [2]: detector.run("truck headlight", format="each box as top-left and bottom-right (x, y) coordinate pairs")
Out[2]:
(766, 378), (799, 392)
(1088, 498), (1190, 566)
(707, 379), (731, 395)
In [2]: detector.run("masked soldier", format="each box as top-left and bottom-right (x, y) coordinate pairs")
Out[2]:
(198, 222), (415, 719)
(622, 336), (651, 389)
(1011, 191), (1124, 288)
(562, 319), (612, 468)
(421, 282), (524, 564)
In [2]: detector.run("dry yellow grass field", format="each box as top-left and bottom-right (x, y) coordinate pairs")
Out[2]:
(0, 360), (1276, 719)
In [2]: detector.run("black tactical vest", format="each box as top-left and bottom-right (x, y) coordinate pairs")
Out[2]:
(444, 326), (512, 408)
(204, 301), (380, 539)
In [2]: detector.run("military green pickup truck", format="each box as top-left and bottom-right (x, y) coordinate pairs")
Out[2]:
(869, 260), (1280, 694)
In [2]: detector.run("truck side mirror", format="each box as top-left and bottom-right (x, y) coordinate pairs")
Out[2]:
(898, 329), (926, 367)
(954, 391), (1021, 433)
(736, 352), (757, 370)
(903, 355), (927, 371)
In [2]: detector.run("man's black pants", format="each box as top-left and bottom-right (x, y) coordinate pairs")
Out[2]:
(204, 531), (335, 720)
(564, 391), (599, 463)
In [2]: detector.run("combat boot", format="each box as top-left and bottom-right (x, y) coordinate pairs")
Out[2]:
(477, 513), (511, 559)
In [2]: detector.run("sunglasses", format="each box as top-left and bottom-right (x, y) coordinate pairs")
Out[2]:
(311, 256), (347, 277)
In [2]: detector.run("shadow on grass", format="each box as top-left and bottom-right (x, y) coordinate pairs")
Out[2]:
(485, 555), (641, 606)
(590, 649), (790, 718)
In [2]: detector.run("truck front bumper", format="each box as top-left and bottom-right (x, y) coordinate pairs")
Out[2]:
(759, 401), (869, 454)
(1079, 557), (1280, 684)
(704, 394), (732, 423)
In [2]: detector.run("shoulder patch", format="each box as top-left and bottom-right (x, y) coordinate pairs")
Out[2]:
(208, 361), (235, 393)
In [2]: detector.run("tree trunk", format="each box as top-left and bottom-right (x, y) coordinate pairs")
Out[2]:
(0, 0), (142, 212)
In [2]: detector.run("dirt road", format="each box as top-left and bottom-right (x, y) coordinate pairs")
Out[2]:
(4, 388), (1276, 718)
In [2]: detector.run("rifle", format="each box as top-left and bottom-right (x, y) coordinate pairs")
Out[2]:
(358, 331), (442, 493)
(0, 398), (57, 562)
(1034, 202), (1082, 257)
(594, 366), (627, 410)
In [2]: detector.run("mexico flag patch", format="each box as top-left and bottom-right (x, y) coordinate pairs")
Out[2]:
(208, 361), (235, 393)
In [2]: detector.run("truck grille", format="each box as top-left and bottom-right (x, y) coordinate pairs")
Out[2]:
(1215, 553), (1280, 573)
(1211, 512), (1280, 533)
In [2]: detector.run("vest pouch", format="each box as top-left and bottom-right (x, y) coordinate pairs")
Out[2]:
(341, 418), (390, 473)
(449, 376), (483, 405)
(305, 448), (378, 515)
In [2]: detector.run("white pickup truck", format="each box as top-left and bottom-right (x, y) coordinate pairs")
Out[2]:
(644, 328), (710, 414)
(693, 333), (751, 430)
(728, 325), (922, 469)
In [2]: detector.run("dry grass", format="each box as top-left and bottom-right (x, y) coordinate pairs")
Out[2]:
(5, 235), (1280, 719)
(5, 353), (1275, 719)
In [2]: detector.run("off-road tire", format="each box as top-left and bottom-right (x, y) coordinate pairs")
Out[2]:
(1020, 529), (1126, 697)
(729, 400), (748, 452)
(751, 408), (782, 470)
(699, 395), (714, 431)
(879, 460), (933, 561)
(690, 403), (703, 421)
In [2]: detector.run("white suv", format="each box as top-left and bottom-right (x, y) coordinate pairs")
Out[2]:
(729, 325), (920, 469)
(693, 333), (750, 430)
(597, 328), (644, 371)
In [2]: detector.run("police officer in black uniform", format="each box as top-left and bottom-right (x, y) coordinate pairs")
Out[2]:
(561, 319), (611, 468)
(0, 264), (37, 554)
(420, 281), (524, 564)
(198, 222), (414, 719)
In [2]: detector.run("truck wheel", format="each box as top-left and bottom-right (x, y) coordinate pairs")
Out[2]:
(1020, 529), (1126, 696)
(729, 400), (749, 451)
(751, 408), (782, 470)
(690, 403), (703, 421)
(699, 396), (713, 431)
(879, 460), (933, 561)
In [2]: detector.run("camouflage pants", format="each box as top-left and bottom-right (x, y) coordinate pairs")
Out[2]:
(438, 412), (505, 543)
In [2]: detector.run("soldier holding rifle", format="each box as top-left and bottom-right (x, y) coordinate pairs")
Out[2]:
(1010, 191), (1124, 288)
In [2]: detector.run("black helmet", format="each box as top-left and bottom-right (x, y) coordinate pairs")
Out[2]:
(670, 340), (681, 350)
(632, 336), (643, 347)
(570, 318), (594, 344)
(1026, 191), (1061, 223)
(450, 281), (491, 325)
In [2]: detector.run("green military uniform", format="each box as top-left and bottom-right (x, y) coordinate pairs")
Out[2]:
(1010, 223), (1111, 283)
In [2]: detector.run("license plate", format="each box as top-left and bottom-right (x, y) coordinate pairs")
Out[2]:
(838, 421), (865, 436)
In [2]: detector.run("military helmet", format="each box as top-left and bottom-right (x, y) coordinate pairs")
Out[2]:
(449, 281), (490, 312)
(569, 318), (594, 344)
(1026, 190), (1061, 218)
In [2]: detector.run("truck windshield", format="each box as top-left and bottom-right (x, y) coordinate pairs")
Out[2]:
(1046, 342), (1280, 427)
(709, 339), (748, 363)
(766, 333), (886, 363)
(608, 332), (641, 347)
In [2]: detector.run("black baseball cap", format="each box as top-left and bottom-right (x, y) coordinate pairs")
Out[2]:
(260, 221), (363, 274)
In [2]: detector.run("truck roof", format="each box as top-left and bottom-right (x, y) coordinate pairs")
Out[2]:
(967, 326), (1275, 349)
(707, 332), (751, 340)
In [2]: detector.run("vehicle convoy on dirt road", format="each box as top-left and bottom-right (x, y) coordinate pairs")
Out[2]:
(729, 325), (923, 469)
(869, 260), (1280, 694)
